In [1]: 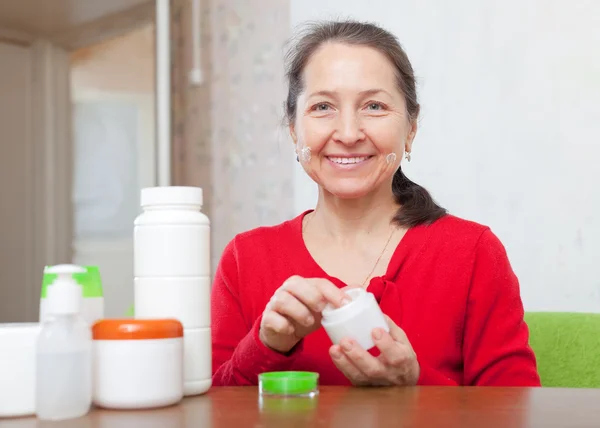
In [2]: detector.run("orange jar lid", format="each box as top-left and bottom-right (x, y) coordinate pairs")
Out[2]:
(92, 319), (183, 340)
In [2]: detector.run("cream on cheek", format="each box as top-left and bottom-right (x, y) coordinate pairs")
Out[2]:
(371, 115), (411, 172)
(299, 146), (312, 163)
(296, 116), (330, 166)
(294, 131), (312, 165)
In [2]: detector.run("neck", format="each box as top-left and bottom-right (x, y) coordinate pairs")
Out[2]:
(310, 184), (399, 243)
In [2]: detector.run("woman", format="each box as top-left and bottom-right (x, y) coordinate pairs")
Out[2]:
(211, 20), (540, 387)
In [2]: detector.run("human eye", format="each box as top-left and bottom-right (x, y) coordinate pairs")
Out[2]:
(312, 102), (331, 112)
(365, 101), (386, 111)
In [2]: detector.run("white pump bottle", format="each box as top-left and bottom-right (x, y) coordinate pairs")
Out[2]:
(35, 264), (92, 421)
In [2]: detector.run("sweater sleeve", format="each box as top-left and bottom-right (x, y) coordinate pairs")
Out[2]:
(417, 363), (459, 386)
(211, 238), (302, 386)
(462, 229), (541, 386)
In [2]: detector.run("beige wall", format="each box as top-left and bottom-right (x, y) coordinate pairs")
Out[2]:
(0, 40), (72, 323)
(171, 0), (294, 271)
(71, 24), (154, 94)
(0, 41), (32, 322)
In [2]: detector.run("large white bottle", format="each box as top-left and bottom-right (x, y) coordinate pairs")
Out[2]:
(134, 186), (212, 396)
(36, 265), (92, 421)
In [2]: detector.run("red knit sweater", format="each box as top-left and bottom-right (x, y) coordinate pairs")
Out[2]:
(211, 211), (541, 387)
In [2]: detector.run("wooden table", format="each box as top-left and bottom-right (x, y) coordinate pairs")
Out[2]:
(3, 386), (600, 427)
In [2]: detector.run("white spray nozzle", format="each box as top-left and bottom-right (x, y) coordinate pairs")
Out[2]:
(44, 264), (86, 316)
(45, 264), (86, 276)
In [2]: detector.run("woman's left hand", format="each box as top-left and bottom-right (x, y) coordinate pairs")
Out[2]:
(329, 315), (420, 386)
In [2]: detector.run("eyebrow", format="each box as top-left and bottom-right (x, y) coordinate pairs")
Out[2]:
(307, 88), (393, 99)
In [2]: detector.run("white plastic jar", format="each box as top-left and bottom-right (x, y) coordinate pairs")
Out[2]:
(0, 323), (40, 418)
(321, 287), (390, 350)
(92, 319), (184, 409)
(134, 186), (212, 396)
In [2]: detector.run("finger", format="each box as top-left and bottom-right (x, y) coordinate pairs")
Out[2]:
(282, 276), (329, 313)
(270, 290), (314, 327)
(262, 310), (294, 335)
(372, 327), (406, 367)
(384, 315), (409, 343)
(309, 278), (351, 308)
(339, 338), (387, 380)
(329, 344), (368, 385)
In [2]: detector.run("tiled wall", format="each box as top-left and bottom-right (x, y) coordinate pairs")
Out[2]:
(171, 0), (295, 272)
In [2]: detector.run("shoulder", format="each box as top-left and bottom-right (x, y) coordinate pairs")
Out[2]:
(232, 211), (304, 248)
(416, 214), (507, 259)
(220, 210), (306, 262)
(423, 214), (490, 243)
(214, 212), (308, 299)
(407, 215), (516, 296)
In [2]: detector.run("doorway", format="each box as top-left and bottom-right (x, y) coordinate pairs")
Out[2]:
(0, 0), (158, 322)
(70, 25), (156, 318)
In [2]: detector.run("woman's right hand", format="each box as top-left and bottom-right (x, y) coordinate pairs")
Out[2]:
(259, 276), (350, 354)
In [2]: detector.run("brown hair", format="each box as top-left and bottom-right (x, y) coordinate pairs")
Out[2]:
(284, 20), (446, 228)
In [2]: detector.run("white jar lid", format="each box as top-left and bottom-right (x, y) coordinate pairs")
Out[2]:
(141, 186), (203, 208)
(0, 323), (40, 349)
(322, 287), (367, 324)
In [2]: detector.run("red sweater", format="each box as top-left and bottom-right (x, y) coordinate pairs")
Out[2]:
(211, 211), (541, 387)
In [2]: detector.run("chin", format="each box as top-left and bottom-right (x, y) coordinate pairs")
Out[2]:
(324, 184), (374, 200)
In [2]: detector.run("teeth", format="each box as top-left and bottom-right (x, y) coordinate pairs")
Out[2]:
(328, 156), (369, 164)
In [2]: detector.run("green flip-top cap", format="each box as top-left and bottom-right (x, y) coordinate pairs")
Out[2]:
(259, 371), (319, 396)
(41, 265), (103, 298)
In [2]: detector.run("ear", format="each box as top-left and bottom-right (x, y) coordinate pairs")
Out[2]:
(289, 124), (297, 145)
(405, 118), (418, 153)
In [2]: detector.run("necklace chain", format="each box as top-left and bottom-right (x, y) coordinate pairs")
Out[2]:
(360, 228), (395, 286)
(302, 212), (395, 287)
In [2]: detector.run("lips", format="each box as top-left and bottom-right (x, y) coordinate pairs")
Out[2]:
(326, 156), (372, 165)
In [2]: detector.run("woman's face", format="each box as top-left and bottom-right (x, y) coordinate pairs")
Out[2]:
(291, 42), (417, 200)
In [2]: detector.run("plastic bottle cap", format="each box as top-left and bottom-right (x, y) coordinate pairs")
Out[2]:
(41, 265), (103, 299)
(258, 371), (319, 396)
(92, 319), (184, 340)
(140, 186), (203, 208)
(44, 264), (86, 315)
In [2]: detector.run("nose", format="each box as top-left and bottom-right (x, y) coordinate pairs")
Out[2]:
(333, 111), (365, 145)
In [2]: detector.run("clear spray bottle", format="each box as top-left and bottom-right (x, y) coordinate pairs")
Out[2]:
(35, 264), (92, 421)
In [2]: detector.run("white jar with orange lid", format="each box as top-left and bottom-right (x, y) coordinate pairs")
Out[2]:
(92, 319), (184, 409)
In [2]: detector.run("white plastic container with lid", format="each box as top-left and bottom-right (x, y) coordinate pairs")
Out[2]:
(321, 287), (390, 350)
(92, 319), (184, 409)
(36, 264), (92, 421)
(134, 186), (211, 396)
(0, 323), (40, 418)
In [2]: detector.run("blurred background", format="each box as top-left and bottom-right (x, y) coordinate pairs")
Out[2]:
(0, 0), (598, 322)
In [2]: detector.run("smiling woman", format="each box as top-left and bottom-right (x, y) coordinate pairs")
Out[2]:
(285, 26), (446, 228)
(211, 20), (541, 388)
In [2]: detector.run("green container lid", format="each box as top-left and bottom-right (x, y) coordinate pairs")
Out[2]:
(259, 371), (319, 396)
(41, 265), (103, 298)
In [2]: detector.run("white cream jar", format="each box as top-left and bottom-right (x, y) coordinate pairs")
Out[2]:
(0, 323), (40, 418)
(92, 319), (184, 410)
(321, 287), (389, 350)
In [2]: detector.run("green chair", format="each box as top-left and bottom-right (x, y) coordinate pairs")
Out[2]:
(525, 312), (600, 388)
